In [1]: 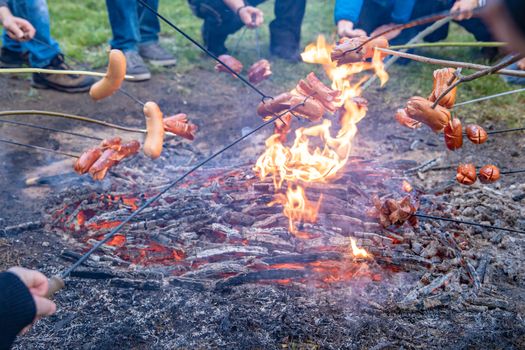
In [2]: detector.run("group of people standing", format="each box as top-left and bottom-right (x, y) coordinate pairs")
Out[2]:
(0, 0), (515, 93)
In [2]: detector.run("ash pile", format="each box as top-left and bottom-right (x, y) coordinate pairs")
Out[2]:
(7, 149), (525, 349)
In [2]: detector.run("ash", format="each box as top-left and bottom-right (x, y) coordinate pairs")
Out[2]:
(4, 142), (525, 349)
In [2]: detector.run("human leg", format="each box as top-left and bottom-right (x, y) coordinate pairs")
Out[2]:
(269, 0), (306, 61)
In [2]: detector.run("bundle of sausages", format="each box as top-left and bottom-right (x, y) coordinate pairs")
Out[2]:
(163, 113), (198, 141)
(256, 72), (341, 123)
(74, 137), (140, 181)
(370, 195), (418, 228)
(330, 36), (389, 66)
(215, 55), (243, 75)
(456, 164), (500, 185)
(215, 55), (272, 85)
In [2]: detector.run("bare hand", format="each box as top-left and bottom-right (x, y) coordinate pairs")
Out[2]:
(451, 0), (478, 20)
(8, 267), (57, 320)
(337, 20), (367, 38)
(238, 6), (263, 29)
(370, 23), (402, 40)
(2, 15), (35, 41)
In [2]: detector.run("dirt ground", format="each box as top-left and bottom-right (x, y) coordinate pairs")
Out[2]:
(1, 62), (525, 349)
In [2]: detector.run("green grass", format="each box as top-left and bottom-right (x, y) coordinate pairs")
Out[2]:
(6, 0), (523, 125)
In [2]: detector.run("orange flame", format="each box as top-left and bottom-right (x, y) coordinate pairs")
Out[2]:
(255, 35), (388, 235)
(350, 238), (369, 258)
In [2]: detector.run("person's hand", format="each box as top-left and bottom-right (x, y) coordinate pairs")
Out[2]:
(517, 58), (525, 71)
(2, 15), (35, 41)
(238, 6), (263, 29)
(451, 0), (478, 20)
(370, 23), (402, 40)
(337, 20), (367, 38)
(8, 267), (57, 320)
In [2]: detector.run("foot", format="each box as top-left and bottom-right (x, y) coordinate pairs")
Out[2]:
(270, 47), (302, 63)
(138, 43), (177, 67)
(123, 50), (151, 81)
(0, 47), (29, 68)
(32, 54), (95, 93)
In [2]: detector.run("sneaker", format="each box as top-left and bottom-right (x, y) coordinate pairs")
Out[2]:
(138, 43), (177, 67)
(124, 50), (151, 81)
(0, 47), (29, 68)
(32, 54), (95, 93)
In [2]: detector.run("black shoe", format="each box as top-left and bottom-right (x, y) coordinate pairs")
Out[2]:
(138, 43), (177, 67)
(270, 47), (302, 63)
(0, 47), (29, 68)
(32, 54), (95, 93)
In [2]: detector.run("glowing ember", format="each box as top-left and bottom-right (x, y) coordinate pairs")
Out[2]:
(254, 35), (388, 243)
(402, 180), (413, 193)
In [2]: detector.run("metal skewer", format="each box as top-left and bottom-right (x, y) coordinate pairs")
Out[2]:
(0, 138), (79, 158)
(415, 212), (525, 235)
(0, 118), (103, 141)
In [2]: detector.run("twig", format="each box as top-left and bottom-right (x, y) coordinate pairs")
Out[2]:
(404, 158), (441, 174)
(0, 67), (134, 80)
(431, 54), (525, 109)
(453, 88), (525, 108)
(376, 48), (525, 78)
(389, 41), (507, 50)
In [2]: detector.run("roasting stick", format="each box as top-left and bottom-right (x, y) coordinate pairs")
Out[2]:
(431, 53), (525, 109)
(414, 213), (525, 235)
(45, 98), (313, 297)
(0, 118), (103, 141)
(0, 67), (135, 79)
(0, 138), (79, 158)
(389, 41), (507, 50)
(453, 88), (525, 108)
(375, 48), (525, 78)
(342, 8), (484, 55)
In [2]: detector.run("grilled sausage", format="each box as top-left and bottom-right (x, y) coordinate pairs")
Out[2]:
(296, 72), (341, 112)
(89, 149), (118, 181)
(395, 108), (422, 129)
(248, 59), (272, 84)
(89, 50), (126, 101)
(428, 68), (457, 109)
(478, 164), (500, 184)
(163, 114), (198, 141)
(456, 163), (477, 185)
(143, 101), (165, 159)
(444, 118), (463, 150)
(331, 35), (388, 66)
(100, 136), (122, 151)
(215, 55), (243, 75)
(465, 124), (488, 144)
(257, 92), (293, 117)
(74, 147), (102, 175)
(405, 96), (451, 132)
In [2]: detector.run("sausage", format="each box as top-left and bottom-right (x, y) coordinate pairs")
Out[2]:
(100, 136), (122, 151)
(428, 68), (457, 109)
(443, 117), (463, 150)
(89, 149), (118, 181)
(405, 96), (451, 132)
(296, 72), (341, 112)
(395, 108), (422, 129)
(248, 59), (272, 84)
(274, 113), (293, 143)
(163, 114), (198, 141)
(114, 140), (140, 161)
(89, 50), (126, 101)
(465, 124), (488, 144)
(289, 94), (326, 122)
(478, 164), (500, 184)
(256, 92), (293, 117)
(456, 164), (477, 185)
(330, 36), (388, 66)
(215, 55), (243, 75)
(74, 147), (102, 175)
(143, 101), (165, 159)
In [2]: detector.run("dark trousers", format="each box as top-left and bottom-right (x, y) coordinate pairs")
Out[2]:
(356, 0), (494, 46)
(188, 0), (306, 55)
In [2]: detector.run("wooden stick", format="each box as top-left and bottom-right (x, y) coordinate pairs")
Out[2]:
(376, 48), (525, 78)
(0, 67), (135, 80)
(389, 41), (507, 50)
(431, 54), (525, 108)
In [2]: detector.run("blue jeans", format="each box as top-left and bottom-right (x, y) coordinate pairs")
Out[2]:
(2, 0), (61, 67)
(105, 0), (160, 51)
